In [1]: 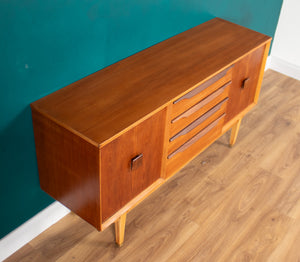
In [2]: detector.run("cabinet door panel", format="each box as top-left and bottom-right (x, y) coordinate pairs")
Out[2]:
(225, 46), (265, 122)
(101, 109), (166, 221)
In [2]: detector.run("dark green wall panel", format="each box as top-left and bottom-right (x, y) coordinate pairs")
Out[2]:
(0, 0), (282, 238)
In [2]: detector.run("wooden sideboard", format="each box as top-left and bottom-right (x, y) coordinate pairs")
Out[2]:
(31, 18), (271, 246)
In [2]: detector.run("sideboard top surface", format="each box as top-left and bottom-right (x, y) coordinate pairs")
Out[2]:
(31, 18), (271, 146)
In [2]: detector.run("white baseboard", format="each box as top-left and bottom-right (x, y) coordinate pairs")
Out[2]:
(268, 56), (300, 81)
(265, 56), (271, 71)
(0, 202), (70, 261)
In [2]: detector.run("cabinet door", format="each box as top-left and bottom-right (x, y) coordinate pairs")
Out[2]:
(101, 109), (166, 222)
(225, 45), (265, 122)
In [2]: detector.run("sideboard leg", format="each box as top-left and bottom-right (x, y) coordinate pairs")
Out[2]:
(115, 213), (127, 247)
(230, 118), (242, 146)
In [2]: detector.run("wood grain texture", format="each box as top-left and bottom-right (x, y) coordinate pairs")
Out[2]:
(173, 65), (232, 104)
(168, 99), (227, 154)
(101, 178), (164, 230)
(222, 102), (255, 133)
(171, 82), (230, 123)
(31, 108), (101, 230)
(170, 98), (227, 142)
(166, 113), (224, 176)
(115, 213), (127, 247)
(171, 69), (232, 120)
(168, 114), (225, 159)
(9, 70), (300, 262)
(170, 85), (229, 137)
(161, 104), (172, 179)
(225, 45), (265, 123)
(229, 118), (242, 146)
(254, 41), (271, 103)
(31, 18), (270, 146)
(100, 109), (166, 221)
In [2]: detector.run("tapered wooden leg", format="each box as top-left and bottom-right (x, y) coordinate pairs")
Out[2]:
(230, 118), (242, 146)
(115, 213), (127, 247)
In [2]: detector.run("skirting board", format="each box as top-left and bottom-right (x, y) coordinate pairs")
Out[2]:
(0, 202), (70, 261)
(265, 56), (271, 71)
(268, 55), (300, 81)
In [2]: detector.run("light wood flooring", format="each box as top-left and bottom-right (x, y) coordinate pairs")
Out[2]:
(6, 70), (300, 262)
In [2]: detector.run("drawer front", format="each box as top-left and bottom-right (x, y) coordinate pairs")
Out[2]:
(171, 65), (233, 119)
(225, 45), (265, 123)
(168, 98), (228, 155)
(166, 65), (232, 178)
(170, 81), (230, 137)
(101, 109), (166, 222)
(166, 113), (225, 176)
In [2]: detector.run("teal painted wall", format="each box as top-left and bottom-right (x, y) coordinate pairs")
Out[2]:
(0, 0), (282, 238)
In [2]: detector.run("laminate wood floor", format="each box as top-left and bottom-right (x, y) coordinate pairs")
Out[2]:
(6, 70), (300, 262)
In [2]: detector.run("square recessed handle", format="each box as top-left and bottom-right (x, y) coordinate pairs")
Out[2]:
(241, 77), (250, 89)
(130, 154), (143, 171)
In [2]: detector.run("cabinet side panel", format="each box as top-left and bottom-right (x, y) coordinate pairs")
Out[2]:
(31, 108), (101, 230)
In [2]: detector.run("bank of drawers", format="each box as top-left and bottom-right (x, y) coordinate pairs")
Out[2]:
(166, 65), (233, 176)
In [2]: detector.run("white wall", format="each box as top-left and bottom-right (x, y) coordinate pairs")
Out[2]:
(270, 0), (300, 80)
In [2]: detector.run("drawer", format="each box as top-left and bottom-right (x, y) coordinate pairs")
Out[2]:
(168, 98), (228, 155)
(170, 81), (230, 137)
(166, 113), (225, 177)
(171, 65), (233, 119)
(101, 109), (166, 222)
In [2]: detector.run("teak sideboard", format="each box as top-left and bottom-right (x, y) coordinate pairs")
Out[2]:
(31, 18), (271, 246)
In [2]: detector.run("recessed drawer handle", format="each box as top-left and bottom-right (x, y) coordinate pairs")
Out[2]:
(130, 154), (143, 171)
(168, 114), (225, 159)
(170, 98), (228, 142)
(172, 81), (231, 123)
(173, 65), (233, 104)
(241, 78), (250, 89)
